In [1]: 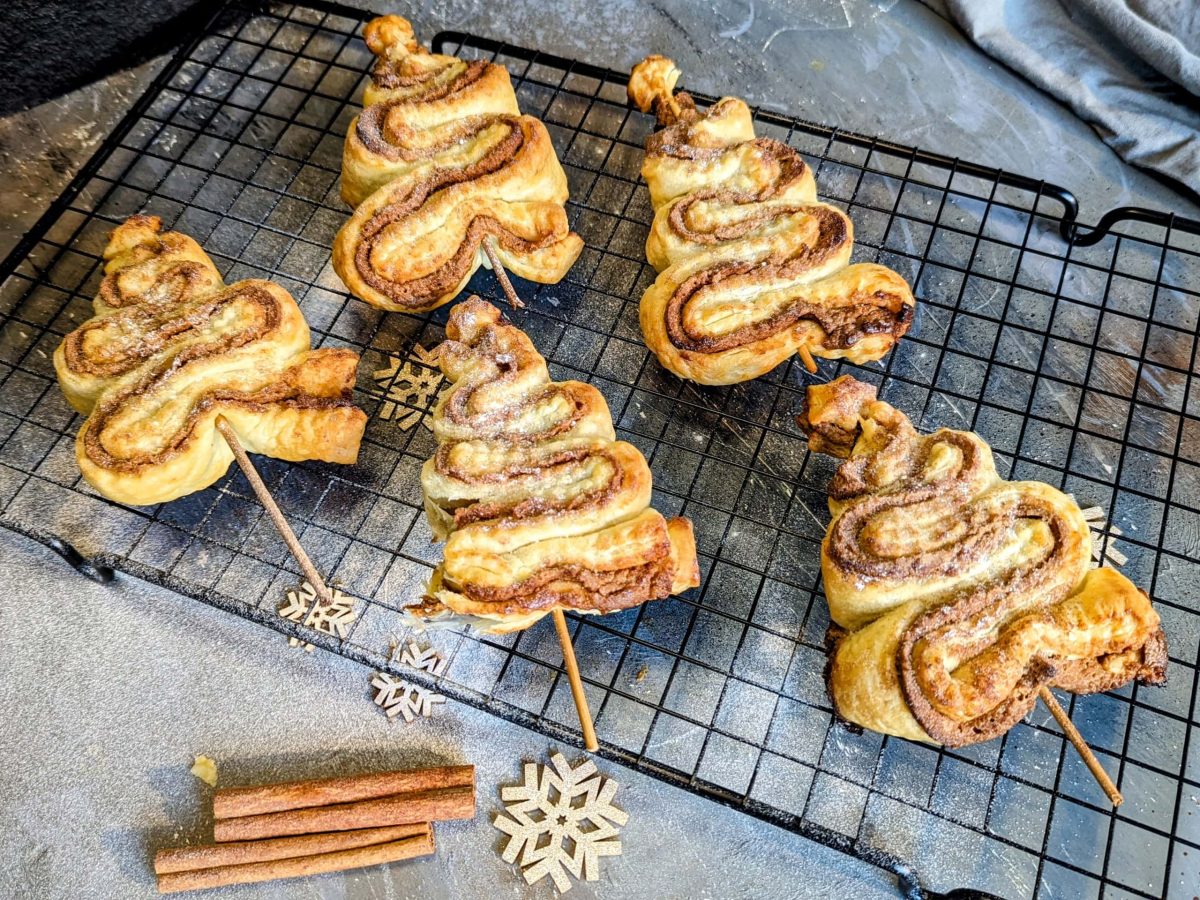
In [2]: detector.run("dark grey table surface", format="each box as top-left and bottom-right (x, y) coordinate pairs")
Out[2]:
(1, 1), (1196, 898)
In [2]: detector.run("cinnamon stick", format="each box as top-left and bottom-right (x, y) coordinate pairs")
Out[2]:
(213, 765), (475, 819)
(214, 785), (475, 842)
(156, 832), (434, 894)
(154, 823), (431, 874)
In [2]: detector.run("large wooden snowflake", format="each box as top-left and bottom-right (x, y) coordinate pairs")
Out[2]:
(494, 753), (627, 892)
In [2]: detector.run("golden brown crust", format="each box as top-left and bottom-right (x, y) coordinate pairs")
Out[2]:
(628, 56), (682, 117)
(336, 16), (581, 312)
(413, 297), (699, 633)
(53, 215), (367, 506)
(631, 56), (915, 385)
(799, 376), (1168, 746)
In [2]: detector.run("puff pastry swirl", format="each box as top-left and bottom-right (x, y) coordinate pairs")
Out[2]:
(411, 297), (699, 633)
(798, 376), (1167, 746)
(54, 215), (366, 506)
(334, 16), (583, 313)
(628, 56), (915, 385)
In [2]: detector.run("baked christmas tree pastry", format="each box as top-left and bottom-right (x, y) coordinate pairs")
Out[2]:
(334, 16), (583, 313)
(54, 215), (366, 506)
(798, 376), (1167, 746)
(627, 57), (915, 385)
(411, 297), (699, 633)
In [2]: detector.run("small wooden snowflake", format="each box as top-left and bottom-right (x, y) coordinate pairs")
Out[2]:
(370, 672), (446, 723)
(398, 640), (448, 677)
(494, 752), (627, 892)
(278, 581), (358, 641)
(1078, 504), (1129, 568)
(370, 345), (446, 430)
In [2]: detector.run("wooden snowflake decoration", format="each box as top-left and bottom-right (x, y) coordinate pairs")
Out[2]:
(494, 752), (627, 892)
(370, 672), (446, 723)
(1071, 499), (1129, 569)
(278, 581), (358, 646)
(370, 345), (446, 430)
(398, 640), (448, 676)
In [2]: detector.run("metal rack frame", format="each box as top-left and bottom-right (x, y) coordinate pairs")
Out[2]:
(1, 2), (1197, 897)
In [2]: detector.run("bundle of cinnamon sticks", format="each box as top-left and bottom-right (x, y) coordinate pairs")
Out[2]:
(155, 764), (475, 893)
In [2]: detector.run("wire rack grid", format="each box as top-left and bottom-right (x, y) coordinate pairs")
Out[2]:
(0, 2), (1198, 898)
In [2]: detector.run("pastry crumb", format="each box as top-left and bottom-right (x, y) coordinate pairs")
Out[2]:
(191, 755), (218, 787)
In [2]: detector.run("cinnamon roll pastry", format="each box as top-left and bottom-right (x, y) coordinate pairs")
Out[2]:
(334, 16), (582, 313)
(798, 376), (1167, 746)
(629, 56), (915, 385)
(411, 297), (699, 634)
(54, 215), (367, 506)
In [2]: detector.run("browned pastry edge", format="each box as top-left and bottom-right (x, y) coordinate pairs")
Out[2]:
(823, 624), (865, 736)
(450, 552), (676, 613)
(796, 376), (880, 457)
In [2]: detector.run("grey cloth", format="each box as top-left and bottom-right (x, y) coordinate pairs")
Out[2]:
(924, 0), (1200, 194)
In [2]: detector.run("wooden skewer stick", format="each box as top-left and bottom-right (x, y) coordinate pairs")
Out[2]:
(215, 418), (334, 607)
(553, 608), (599, 752)
(469, 250), (600, 752)
(1039, 686), (1123, 806)
(797, 345), (818, 374)
(482, 238), (525, 309)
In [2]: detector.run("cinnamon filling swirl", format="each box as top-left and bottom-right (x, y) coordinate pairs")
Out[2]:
(451, 554), (676, 612)
(663, 209), (910, 356)
(667, 192), (809, 245)
(355, 110), (518, 161)
(63, 279), (273, 380)
(371, 57), (488, 97)
(435, 445), (627, 528)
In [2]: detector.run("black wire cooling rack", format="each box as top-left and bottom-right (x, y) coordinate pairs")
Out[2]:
(2, 2), (1198, 897)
